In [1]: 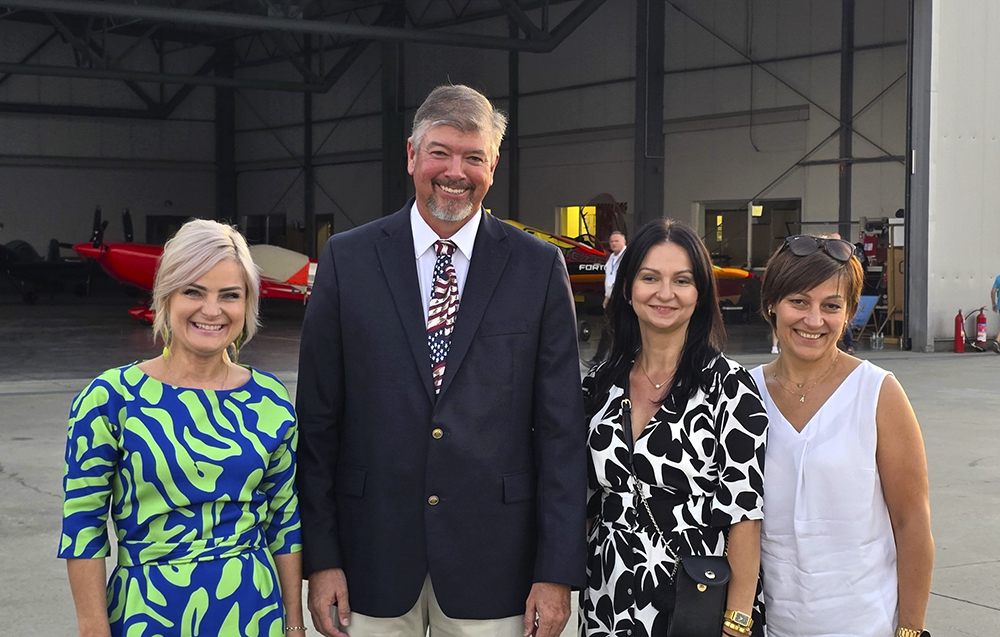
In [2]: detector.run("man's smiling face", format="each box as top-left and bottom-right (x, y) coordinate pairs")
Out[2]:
(407, 124), (498, 225)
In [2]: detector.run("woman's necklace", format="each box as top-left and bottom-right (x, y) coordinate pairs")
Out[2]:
(771, 352), (840, 403)
(637, 357), (673, 390)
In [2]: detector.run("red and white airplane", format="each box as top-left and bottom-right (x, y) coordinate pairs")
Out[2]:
(73, 209), (316, 323)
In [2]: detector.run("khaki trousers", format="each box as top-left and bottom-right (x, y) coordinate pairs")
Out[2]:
(334, 576), (524, 637)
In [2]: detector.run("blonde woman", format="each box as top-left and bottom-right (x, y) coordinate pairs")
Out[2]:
(59, 220), (305, 636)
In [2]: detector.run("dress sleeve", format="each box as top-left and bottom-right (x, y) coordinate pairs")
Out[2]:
(58, 377), (119, 559)
(710, 365), (768, 527)
(261, 406), (302, 555)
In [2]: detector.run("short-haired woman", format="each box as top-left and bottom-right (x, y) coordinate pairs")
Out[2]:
(752, 235), (934, 637)
(582, 219), (768, 637)
(59, 219), (305, 636)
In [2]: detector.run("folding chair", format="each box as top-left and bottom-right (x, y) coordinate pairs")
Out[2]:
(850, 295), (879, 343)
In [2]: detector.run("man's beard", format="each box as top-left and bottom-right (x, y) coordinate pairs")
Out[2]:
(426, 188), (476, 223)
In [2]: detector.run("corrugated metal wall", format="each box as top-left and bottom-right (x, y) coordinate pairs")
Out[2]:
(925, 0), (1000, 346)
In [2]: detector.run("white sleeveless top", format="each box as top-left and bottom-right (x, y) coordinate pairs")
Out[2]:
(751, 361), (898, 637)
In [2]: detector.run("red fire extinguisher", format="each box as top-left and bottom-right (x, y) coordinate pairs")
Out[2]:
(977, 307), (988, 346)
(955, 309), (966, 353)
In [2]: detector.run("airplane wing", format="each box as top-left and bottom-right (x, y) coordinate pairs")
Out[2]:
(250, 244), (317, 301)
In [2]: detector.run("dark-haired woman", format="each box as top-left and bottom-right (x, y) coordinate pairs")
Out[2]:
(752, 235), (933, 637)
(582, 219), (768, 637)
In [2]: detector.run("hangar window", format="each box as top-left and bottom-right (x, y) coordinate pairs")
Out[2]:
(703, 199), (800, 268)
(557, 206), (597, 240)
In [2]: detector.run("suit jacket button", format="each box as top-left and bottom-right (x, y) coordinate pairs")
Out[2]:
(427, 495), (440, 505)
(431, 428), (443, 439)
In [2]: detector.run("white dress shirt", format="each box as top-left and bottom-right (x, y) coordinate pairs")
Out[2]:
(411, 202), (481, 322)
(604, 247), (626, 299)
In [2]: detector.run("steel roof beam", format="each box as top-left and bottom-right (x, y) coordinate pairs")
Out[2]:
(46, 12), (163, 107)
(0, 60), (324, 91)
(0, 28), (56, 87)
(498, 0), (545, 40)
(0, 0), (607, 52)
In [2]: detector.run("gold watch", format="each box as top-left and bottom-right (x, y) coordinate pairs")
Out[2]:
(724, 609), (753, 630)
(895, 629), (930, 637)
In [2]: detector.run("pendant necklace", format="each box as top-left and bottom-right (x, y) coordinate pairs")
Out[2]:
(771, 352), (840, 403)
(637, 357), (673, 390)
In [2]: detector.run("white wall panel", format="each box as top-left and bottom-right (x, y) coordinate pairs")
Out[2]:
(520, 0), (634, 92)
(517, 137), (633, 231)
(803, 164), (840, 222)
(238, 167), (304, 223)
(519, 83), (634, 136)
(926, 0), (1000, 345)
(808, 0), (843, 52)
(663, 121), (807, 224)
(310, 115), (382, 156)
(852, 161), (905, 219)
(313, 163), (383, 230)
(856, 0), (909, 47)
(236, 127), (305, 163)
(403, 32), (508, 109)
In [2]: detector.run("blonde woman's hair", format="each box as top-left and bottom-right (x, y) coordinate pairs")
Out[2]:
(151, 219), (261, 360)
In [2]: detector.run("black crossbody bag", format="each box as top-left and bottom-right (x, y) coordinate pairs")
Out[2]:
(621, 387), (731, 637)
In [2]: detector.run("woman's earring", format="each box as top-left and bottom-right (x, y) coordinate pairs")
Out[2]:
(628, 299), (633, 306)
(230, 327), (247, 363)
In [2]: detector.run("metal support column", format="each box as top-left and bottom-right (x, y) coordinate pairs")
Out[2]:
(633, 0), (665, 229)
(507, 16), (520, 221)
(303, 34), (316, 256)
(214, 41), (236, 222)
(381, 39), (406, 216)
(838, 0), (855, 240)
(907, 0), (933, 351)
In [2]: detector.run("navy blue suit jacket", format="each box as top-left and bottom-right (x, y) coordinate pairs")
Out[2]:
(295, 202), (587, 619)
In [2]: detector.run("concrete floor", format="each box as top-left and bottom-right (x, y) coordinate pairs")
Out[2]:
(1, 287), (998, 636)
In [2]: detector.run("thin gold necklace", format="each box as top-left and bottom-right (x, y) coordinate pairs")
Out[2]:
(637, 357), (673, 390)
(771, 352), (840, 403)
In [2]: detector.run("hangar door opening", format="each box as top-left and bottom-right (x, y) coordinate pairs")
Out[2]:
(702, 200), (801, 269)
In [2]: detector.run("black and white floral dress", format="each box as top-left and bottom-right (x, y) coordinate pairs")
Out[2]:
(581, 355), (768, 637)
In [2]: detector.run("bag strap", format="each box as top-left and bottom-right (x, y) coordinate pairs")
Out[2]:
(621, 379), (729, 583)
(621, 393), (681, 580)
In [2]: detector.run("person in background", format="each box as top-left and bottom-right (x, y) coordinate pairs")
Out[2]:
(582, 219), (767, 637)
(584, 230), (627, 367)
(752, 234), (934, 637)
(60, 219), (303, 637)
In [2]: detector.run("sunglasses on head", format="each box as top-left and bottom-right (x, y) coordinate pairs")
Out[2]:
(782, 235), (855, 262)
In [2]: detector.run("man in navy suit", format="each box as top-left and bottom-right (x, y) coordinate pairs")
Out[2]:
(296, 85), (587, 637)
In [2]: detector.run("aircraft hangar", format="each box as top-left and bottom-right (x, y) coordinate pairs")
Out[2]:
(0, 1), (998, 635)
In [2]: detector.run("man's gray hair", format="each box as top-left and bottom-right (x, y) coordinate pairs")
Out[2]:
(410, 84), (508, 159)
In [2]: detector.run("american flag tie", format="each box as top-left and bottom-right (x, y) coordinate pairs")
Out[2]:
(427, 240), (459, 393)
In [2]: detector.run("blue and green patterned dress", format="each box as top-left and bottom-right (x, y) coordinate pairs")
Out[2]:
(59, 363), (301, 637)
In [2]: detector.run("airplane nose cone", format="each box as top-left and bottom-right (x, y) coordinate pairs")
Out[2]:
(72, 243), (101, 259)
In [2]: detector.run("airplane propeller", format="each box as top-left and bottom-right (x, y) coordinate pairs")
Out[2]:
(90, 206), (107, 249)
(123, 209), (134, 243)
